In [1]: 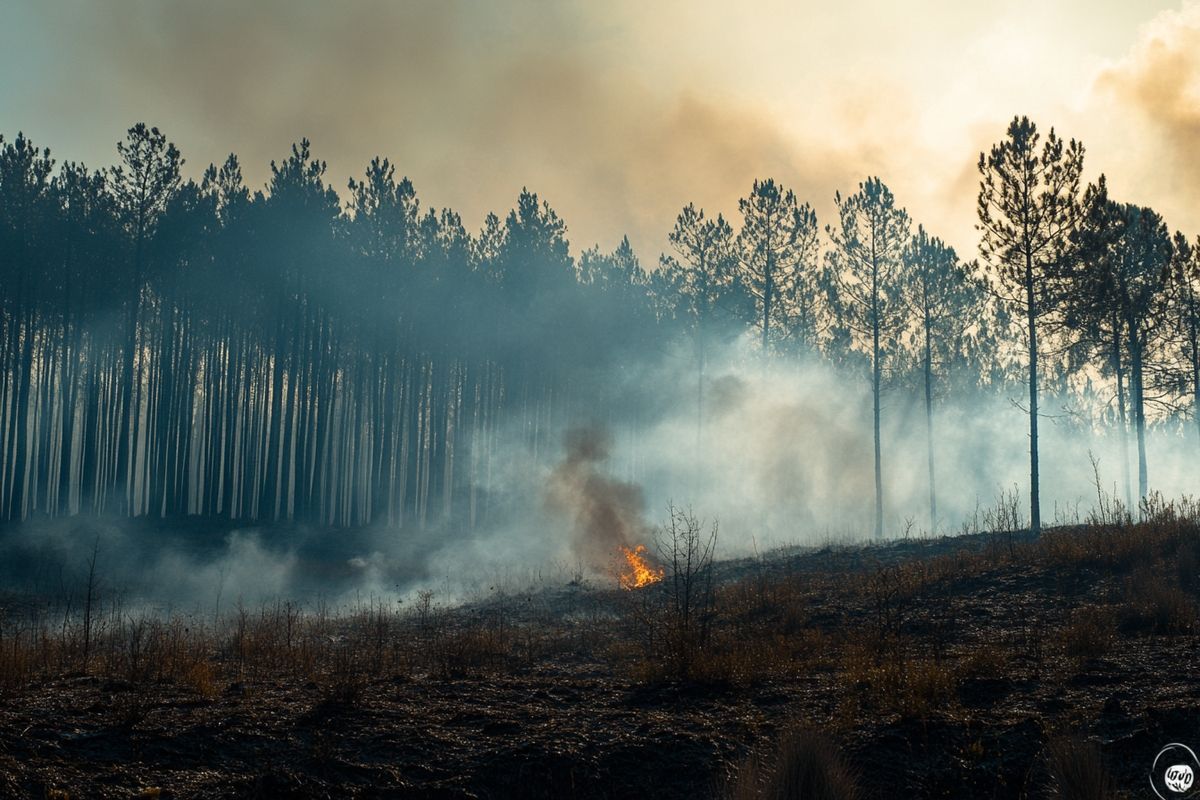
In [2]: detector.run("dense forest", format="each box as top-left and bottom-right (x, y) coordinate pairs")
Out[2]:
(1, 116), (1198, 534)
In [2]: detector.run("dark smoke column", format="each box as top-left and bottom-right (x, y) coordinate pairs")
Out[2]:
(544, 425), (652, 572)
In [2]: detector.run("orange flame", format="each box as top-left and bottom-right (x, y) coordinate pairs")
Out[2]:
(619, 544), (664, 590)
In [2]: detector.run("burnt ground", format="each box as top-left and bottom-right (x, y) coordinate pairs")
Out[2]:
(1, 521), (1199, 798)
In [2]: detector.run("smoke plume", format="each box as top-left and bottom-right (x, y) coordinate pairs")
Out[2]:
(545, 425), (652, 575)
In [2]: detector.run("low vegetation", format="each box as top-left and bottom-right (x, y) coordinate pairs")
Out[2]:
(1, 497), (1198, 796)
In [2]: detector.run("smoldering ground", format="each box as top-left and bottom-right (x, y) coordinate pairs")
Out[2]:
(2, 335), (1198, 611)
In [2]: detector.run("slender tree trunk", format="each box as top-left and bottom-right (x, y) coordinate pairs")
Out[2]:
(11, 310), (35, 519)
(923, 312), (936, 530)
(761, 241), (773, 357)
(80, 345), (101, 513)
(59, 304), (82, 515)
(872, 281), (883, 540)
(1193, 342), (1200, 451)
(117, 228), (143, 516)
(262, 305), (286, 520)
(1129, 331), (1148, 502)
(695, 316), (706, 448)
(281, 312), (301, 521)
(1025, 256), (1041, 535)
(1111, 324), (1132, 510)
(1188, 308), (1200, 451)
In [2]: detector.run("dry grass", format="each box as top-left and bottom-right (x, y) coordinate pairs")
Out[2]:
(1062, 606), (1116, 664)
(180, 659), (219, 699)
(1044, 737), (1118, 800)
(839, 634), (960, 718)
(0, 499), (1197, 796)
(1121, 566), (1198, 634)
(726, 727), (859, 800)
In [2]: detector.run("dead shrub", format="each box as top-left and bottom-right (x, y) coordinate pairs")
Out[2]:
(1044, 737), (1116, 800)
(107, 692), (152, 731)
(1061, 606), (1115, 664)
(624, 505), (720, 683)
(180, 660), (219, 699)
(957, 641), (1011, 679)
(902, 658), (959, 716)
(656, 505), (719, 679)
(678, 628), (817, 687)
(317, 676), (366, 712)
(1123, 566), (1197, 634)
(862, 564), (915, 640)
(1177, 538), (1199, 594)
(0, 624), (36, 692)
(430, 621), (511, 678)
(840, 635), (958, 718)
(726, 727), (859, 800)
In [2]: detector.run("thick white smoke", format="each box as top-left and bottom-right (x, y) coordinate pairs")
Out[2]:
(4, 335), (1196, 609)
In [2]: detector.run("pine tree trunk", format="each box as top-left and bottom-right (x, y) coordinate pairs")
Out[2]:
(872, 290), (883, 540)
(1112, 324), (1132, 510)
(1025, 256), (1041, 535)
(923, 315), (936, 530)
(1189, 310), (1200, 451)
(696, 316), (706, 448)
(762, 243), (773, 357)
(1130, 332), (1148, 502)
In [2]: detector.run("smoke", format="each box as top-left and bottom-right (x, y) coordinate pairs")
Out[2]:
(12, 0), (985, 261)
(525, 335), (1200, 556)
(544, 425), (652, 573)
(8, 0), (1200, 616)
(1094, 2), (1200, 162)
(650, 347), (1199, 548)
(9, 0), (1200, 274)
(0, 518), (428, 613)
(10, 0), (814, 260)
(1087, 1), (1200, 236)
(3, 334), (1199, 611)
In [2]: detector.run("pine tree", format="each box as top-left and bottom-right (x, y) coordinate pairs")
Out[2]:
(827, 177), (911, 538)
(903, 226), (980, 530)
(736, 179), (820, 358)
(110, 123), (183, 514)
(977, 116), (1084, 534)
(1168, 234), (1200, 449)
(662, 204), (742, 438)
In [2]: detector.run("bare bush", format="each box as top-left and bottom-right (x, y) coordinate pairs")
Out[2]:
(657, 504), (719, 677)
(840, 634), (959, 718)
(1122, 566), (1197, 634)
(1084, 451), (1132, 529)
(727, 727), (859, 800)
(1061, 606), (1115, 664)
(1044, 737), (1116, 800)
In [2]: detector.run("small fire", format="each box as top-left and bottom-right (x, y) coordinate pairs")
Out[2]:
(619, 544), (664, 590)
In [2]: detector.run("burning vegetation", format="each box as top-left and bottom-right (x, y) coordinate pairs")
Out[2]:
(618, 544), (664, 590)
(546, 425), (665, 586)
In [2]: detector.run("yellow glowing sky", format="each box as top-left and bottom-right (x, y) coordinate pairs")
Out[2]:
(3, 0), (1198, 260)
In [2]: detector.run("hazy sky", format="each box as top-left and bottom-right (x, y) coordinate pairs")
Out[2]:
(2, 0), (1198, 260)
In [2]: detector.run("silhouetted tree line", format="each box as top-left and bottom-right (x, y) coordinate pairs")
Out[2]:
(1, 117), (1198, 533)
